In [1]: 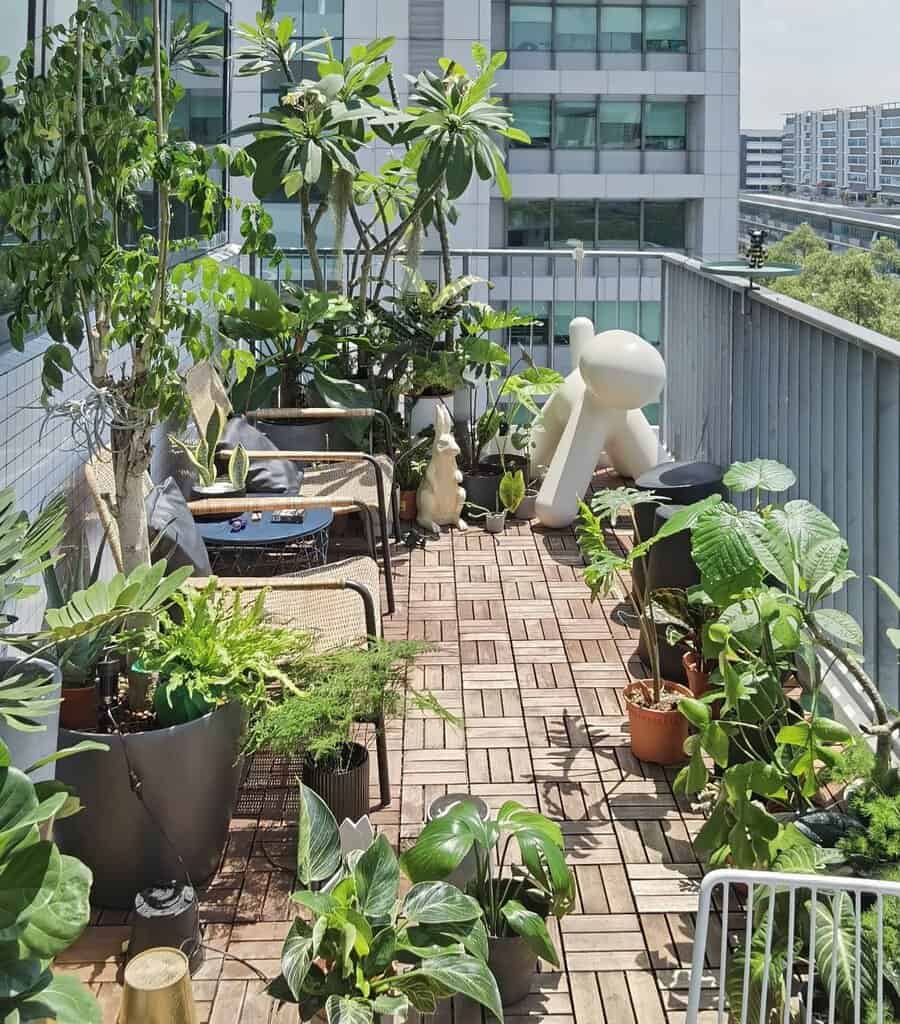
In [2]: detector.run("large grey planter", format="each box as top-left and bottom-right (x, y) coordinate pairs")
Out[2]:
(0, 652), (62, 782)
(55, 702), (244, 909)
(488, 935), (536, 1006)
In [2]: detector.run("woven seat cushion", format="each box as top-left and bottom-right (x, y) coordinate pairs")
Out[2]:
(146, 477), (212, 575)
(222, 417), (303, 494)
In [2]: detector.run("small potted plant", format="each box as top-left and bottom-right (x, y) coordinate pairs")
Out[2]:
(395, 435), (431, 522)
(243, 639), (441, 822)
(170, 406), (249, 504)
(401, 799), (576, 1007)
(577, 487), (721, 765)
(652, 587), (718, 698)
(514, 477), (540, 521)
(266, 784), (503, 1022)
(466, 467), (526, 533)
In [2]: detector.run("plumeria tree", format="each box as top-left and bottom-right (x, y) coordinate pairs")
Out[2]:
(0, 2), (264, 571)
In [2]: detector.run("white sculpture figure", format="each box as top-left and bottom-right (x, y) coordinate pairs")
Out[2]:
(416, 404), (467, 534)
(534, 320), (666, 529)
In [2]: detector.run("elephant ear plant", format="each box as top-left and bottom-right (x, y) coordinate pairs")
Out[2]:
(400, 800), (576, 980)
(268, 784), (503, 1022)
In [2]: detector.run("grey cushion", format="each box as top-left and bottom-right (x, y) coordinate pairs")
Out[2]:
(146, 477), (212, 576)
(222, 417), (303, 495)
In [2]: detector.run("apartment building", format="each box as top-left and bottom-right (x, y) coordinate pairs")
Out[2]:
(782, 102), (900, 201)
(740, 129), (783, 191)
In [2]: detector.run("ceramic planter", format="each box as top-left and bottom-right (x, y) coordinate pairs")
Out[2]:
(0, 653), (61, 782)
(409, 393), (454, 438)
(514, 491), (538, 520)
(302, 743), (369, 824)
(55, 702), (245, 908)
(623, 680), (691, 765)
(484, 511), (507, 534)
(682, 651), (711, 699)
(398, 490), (418, 522)
(190, 480), (246, 521)
(488, 935), (536, 1006)
(60, 685), (97, 731)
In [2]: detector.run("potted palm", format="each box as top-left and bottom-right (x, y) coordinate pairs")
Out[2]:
(266, 785), (503, 1022)
(401, 799), (576, 1007)
(576, 487), (721, 764)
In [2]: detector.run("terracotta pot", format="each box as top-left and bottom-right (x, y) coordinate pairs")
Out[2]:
(682, 651), (710, 699)
(623, 680), (691, 765)
(399, 490), (418, 521)
(60, 685), (97, 731)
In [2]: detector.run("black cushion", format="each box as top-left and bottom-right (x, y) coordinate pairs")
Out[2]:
(146, 477), (212, 576)
(221, 417), (303, 495)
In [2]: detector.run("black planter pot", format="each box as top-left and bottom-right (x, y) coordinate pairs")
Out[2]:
(463, 467), (502, 511)
(488, 935), (536, 1006)
(0, 653), (61, 782)
(55, 702), (245, 909)
(302, 743), (369, 823)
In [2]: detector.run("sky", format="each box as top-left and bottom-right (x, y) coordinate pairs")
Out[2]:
(741, 0), (900, 129)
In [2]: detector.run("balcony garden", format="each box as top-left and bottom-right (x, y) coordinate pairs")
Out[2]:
(0, 2), (899, 1023)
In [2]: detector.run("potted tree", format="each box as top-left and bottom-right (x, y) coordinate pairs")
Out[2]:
(577, 487), (721, 765)
(266, 785), (503, 1022)
(243, 639), (443, 823)
(52, 576), (305, 907)
(400, 799), (576, 1007)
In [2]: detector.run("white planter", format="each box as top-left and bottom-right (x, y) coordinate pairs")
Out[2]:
(409, 393), (454, 438)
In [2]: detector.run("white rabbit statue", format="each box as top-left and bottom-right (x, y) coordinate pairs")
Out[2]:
(416, 404), (467, 534)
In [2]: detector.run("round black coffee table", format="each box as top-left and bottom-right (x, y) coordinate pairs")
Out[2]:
(196, 509), (334, 575)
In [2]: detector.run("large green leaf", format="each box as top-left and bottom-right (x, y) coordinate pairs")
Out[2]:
(419, 953), (503, 1022)
(353, 835), (399, 920)
(17, 854), (92, 961)
(496, 801), (562, 846)
(810, 892), (877, 1022)
(500, 900), (558, 966)
(397, 918), (489, 962)
(723, 459), (796, 494)
(325, 995), (374, 1024)
(296, 784), (341, 887)
(0, 954), (48, 1004)
(691, 504), (764, 605)
(726, 921), (789, 1024)
(0, 841), (61, 937)
(17, 971), (100, 1023)
(280, 920), (315, 1002)
(812, 608), (864, 649)
(402, 882), (482, 924)
(399, 816), (475, 883)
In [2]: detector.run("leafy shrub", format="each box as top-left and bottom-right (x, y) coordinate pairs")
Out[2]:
(840, 782), (900, 869)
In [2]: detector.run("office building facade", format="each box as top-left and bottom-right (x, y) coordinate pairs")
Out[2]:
(740, 129), (783, 191)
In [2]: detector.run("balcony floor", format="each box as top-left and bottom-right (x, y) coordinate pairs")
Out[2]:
(59, 483), (711, 1023)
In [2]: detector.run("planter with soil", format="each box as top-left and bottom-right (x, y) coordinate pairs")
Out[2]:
(682, 650), (711, 699)
(0, 653), (61, 782)
(623, 680), (692, 765)
(483, 510), (507, 534)
(190, 480), (247, 521)
(488, 935), (536, 1006)
(60, 682), (97, 730)
(398, 490), (418, 522)
(55, 701), (245, 908)
(302, 742), (369, 823)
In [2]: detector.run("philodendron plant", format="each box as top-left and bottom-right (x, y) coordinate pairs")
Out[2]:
(268, 785), (503, 1022)
(399, 800), (576, 969)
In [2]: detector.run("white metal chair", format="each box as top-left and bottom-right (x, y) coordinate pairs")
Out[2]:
(686, 868), (900, 1024)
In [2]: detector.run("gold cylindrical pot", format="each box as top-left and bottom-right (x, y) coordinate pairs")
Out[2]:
(118, 947), (198, 1024)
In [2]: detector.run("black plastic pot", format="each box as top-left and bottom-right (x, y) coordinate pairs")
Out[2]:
(302, 743), (369, 823)
(463, 467), (502, 511)
(488, 935), (536, 1006)
(0, 653), (61, 782)
(55, 702), (245, 909)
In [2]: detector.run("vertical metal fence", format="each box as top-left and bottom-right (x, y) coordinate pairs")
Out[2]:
(662, 254), (900, 708)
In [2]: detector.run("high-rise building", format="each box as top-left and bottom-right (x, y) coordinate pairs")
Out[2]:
(740, 129), (783, 191)
(229, 0), (741, 263)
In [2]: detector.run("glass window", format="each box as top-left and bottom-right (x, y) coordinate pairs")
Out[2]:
(554, 100), (596, 149)
(553, 201), (595, 246)
(598, 100), (641, 149)
(2, 1), (30, 72)
(644, 201), (686, 249)
(597, 202), (640, 248)
(599, 6), (641, 52)
(554, 6), (597, 51)
(640, 301), (662, 342)
(303, 0), (343, 39)
(510, 5), (552, 52)
(509, 97), (551, 147)
(645, 7), (688, 53)
(507, 201), (551, 247)
(644, 101), (687, 150)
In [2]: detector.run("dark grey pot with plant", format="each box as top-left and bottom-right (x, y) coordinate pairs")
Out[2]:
(400, 799), (576, 1007)
(55, 701), (245, 908)
(302, 742), (370, 824)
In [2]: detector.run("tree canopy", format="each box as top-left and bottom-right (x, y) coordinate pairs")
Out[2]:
(764, 224), (900, 342)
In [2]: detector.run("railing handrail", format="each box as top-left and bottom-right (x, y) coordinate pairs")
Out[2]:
(267, 247), (681, 260)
